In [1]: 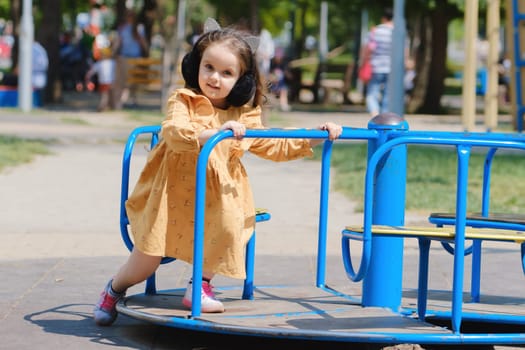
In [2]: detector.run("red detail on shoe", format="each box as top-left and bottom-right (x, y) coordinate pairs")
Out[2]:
(202, 281), (216, 299)
(98, 289), (120, 312)
(182, 280), (225, 313)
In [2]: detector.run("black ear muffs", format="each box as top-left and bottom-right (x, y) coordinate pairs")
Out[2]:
(226, 72), (256, 107)
(181, 51), (199, 89)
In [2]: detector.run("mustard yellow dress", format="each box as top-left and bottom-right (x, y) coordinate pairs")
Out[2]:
(126, 88), (313, 279)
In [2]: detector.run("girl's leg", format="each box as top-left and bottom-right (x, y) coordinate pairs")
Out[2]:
(380, 74), (390, 113)
(366, 74), (381, 116)
(113, 56), (128, 109)
(203, 270), (215, 281)
(94, 248), (161, 326)
(111, 248), (162, 293)
(98, 91), (109, 111)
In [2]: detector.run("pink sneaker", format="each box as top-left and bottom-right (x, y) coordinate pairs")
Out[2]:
(182, 280), (225, 313)
(93, 280), (125, 326)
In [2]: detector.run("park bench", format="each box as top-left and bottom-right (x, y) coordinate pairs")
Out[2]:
(287, 46), (354, 105)
(291, 62), (353, 104)
(315, 62), (354, 104)
(126, 57), (162, 86)
(126, 57), (162, 90)
(125, 57), (162, 106)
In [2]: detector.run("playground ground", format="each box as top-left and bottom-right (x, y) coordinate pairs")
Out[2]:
(0, 90), (523, 349)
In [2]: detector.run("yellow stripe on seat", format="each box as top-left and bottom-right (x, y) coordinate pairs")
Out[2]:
(255, 208), (269, 215)
(344, 225), (525, 243)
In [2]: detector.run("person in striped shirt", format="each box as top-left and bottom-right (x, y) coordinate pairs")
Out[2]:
(364, 8), (394, 116)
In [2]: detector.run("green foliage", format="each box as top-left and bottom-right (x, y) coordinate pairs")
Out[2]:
(259, 1), (295, 35)
(311, 143), (525, 215)
(0, 135), (51, 172)
(0, 0), (9, 19)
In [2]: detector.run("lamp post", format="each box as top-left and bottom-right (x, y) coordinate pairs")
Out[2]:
(388, 0), (407, 117)
(19, 0), (33, 112)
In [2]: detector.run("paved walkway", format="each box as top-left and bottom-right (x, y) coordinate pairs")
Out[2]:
(0, 93), (522, 349)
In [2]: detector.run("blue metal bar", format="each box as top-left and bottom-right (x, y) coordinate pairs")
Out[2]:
(378, 132), (525, 302)
(243, 233), (256, 300)
(470, 239), (482, 302)
(243, 213), (272, 300)
(120, 125), (161, 251)
(431, 217), (525, 231)
(191, 127), (355, 317)
(119, 125), (173, 295)
(481, 148), (497, 216)
(348, 132), (525, 328)
(373, 135), (525, 151)
(316, 141), (333, 287)
(388, 129), (525, 142)
(513, 0), (525, 131)
(361, 117), (407, 311)
(120, 128), (139, 251)
(417, 238), (431, 321)
(450, 145), (470, 333)
(471, 147), (497, 302)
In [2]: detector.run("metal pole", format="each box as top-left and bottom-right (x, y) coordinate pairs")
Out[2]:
(462, 0), (479, 131)
(19, 0), (33, 111)
(485, 0), (500, 131)
(163, 0), (186, 113)
(363, 113), (407, 311)
(319, 2), (328, 61)
(388, 0), (406, 117)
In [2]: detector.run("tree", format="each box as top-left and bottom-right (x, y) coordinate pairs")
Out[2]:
(406, 0), (462, 114)
(38, 0), (61, 104)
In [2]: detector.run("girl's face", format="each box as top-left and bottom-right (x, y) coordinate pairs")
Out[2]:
(198, 42), (242, 109)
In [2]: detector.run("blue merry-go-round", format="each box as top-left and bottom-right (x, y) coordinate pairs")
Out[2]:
(115, 113), (525, 346)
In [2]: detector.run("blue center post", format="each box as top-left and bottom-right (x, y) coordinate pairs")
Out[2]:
(362, 113), (408, 311)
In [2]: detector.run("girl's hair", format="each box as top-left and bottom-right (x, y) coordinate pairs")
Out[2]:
(182, 28), (264, 107)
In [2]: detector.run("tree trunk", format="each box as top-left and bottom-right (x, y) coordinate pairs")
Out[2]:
(138, 0), (158, 47)
(114, 0), (127, 30)
(406, 0), (462, 114)
(250, 0), (259, 32)
(419, 5), (451, 114)
(10, 0), (21, 70)
(39, 0), (61, 104)
(406, 15), (432, 113)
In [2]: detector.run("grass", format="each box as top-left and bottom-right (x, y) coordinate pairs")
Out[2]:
(127, 110), (165, 124)
(0, 135), (52, 172)
(312, 142), (525, 214)
(60, 117), (90, 125)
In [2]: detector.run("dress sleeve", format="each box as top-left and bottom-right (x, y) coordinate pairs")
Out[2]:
(160, 90), (216, 154)
(238, 106), (314, 161)
(249, 137), (313, 162)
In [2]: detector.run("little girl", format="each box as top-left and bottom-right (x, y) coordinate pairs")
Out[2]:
(85, 46), (116, 112)
(93, 19), (342, 326)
